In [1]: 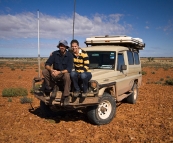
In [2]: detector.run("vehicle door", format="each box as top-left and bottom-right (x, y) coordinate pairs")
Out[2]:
(116, 51), (129, 95)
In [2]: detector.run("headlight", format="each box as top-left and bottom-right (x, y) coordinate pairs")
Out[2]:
(91, 81), (97, 89)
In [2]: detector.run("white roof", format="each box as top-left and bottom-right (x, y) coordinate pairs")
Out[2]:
(85, 35), (145, 50)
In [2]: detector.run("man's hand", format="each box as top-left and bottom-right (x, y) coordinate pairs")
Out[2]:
(51, 70), (61, 77)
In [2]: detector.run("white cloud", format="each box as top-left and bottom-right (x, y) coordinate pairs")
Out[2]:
(145, 26), (149, 29)
(0, 12), (133, 40)
(163, 19), (173, 32)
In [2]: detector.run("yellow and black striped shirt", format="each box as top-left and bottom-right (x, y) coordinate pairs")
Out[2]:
(73, 49), (90, 73)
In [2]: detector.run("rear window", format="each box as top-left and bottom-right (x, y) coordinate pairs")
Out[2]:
(127, 51), (134, 65)
(134, 52), (140, 65)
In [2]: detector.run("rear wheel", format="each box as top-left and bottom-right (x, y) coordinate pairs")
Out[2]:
(87, 92), (116, 125)
(124, 83), (138, 104)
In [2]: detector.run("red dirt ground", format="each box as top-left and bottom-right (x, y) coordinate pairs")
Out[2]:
(0, 66), (173, 143)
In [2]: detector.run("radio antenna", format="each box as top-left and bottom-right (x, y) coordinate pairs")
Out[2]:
(37, 10), (40, 78)
(72, 0), (76, 39)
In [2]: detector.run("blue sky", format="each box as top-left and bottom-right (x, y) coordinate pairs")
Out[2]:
(0, 0), (173, 57)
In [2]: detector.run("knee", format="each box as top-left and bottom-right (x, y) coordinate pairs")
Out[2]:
(80, 73), (87, 80)
(70, 71), (77, 78)
(81, 72), (92, 80)
(42, 69), (49, 76)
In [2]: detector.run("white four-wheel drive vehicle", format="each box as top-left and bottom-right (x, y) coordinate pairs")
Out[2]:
(33, 35), (145, 125)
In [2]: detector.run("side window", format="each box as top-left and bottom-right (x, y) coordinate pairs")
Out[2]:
(134, 52), (140, 64)
(117, 53), (125, 71)
(127, 51), (134, 65)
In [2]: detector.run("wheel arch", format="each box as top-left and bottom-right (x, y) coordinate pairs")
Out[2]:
(98, 86), (116, 98)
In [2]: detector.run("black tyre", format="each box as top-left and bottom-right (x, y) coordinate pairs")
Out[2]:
(124, 83), (138, 104)
(87, 92), (116, 125)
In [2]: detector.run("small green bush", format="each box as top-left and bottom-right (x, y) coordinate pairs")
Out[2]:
(2, 87), (28, 97)
(142, 71), (147, 75)
(165, 79), (173, 85)
(154, 81), (162, 84)
(163, 67), (168, 71)
(151, 71), (155, 74)
(11, 67), (15, 71)
(166, 76), (170, 78)
(160, 78), (164, 81)
(30, 84), (41, 94)
(20, 96), (33, 104)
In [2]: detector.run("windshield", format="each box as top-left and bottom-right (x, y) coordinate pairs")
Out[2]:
(88, 51), (115, 69)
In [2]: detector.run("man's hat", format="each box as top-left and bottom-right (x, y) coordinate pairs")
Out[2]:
(57, 40), (69, 49)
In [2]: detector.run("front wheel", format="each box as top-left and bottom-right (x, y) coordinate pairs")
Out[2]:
(87, 92), (116, 125)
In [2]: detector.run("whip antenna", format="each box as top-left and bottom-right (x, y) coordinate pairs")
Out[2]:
(37, 10), (40, 78)
(72, 0), (76, 39)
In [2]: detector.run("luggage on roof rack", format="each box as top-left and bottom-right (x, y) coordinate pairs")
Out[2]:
(85, 35), (145, 50)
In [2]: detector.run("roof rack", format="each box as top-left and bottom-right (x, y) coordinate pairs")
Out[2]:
(85, 35), (145, 50)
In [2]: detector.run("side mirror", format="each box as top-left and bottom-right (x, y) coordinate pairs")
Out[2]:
(121, 65), (127, 70)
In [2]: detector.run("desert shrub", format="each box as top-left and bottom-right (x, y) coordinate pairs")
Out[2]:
(165, 79), (173, 85)
(30, 84), (41, 94)
(2, 87), (28, 97)
(151, 71), (155, 74)
(154, 81), (162, 84)
(160, 78), (164, 81)
(16, 66), (20, 69)
(163, 67), (168, 71)
(142, 71), (147, 75)
(20, 96), (33, 104)
(166, 76), (170, 78)
(11, 67), (15, 71)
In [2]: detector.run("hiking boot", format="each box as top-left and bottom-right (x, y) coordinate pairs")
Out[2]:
(45, 86), (53, 93)
(82, 92), (88, 98)
(63, 96), (70, 106)
(34, 89), (42, 94)
(45, 96), (50, 100)
(73, 91), (80, 97)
